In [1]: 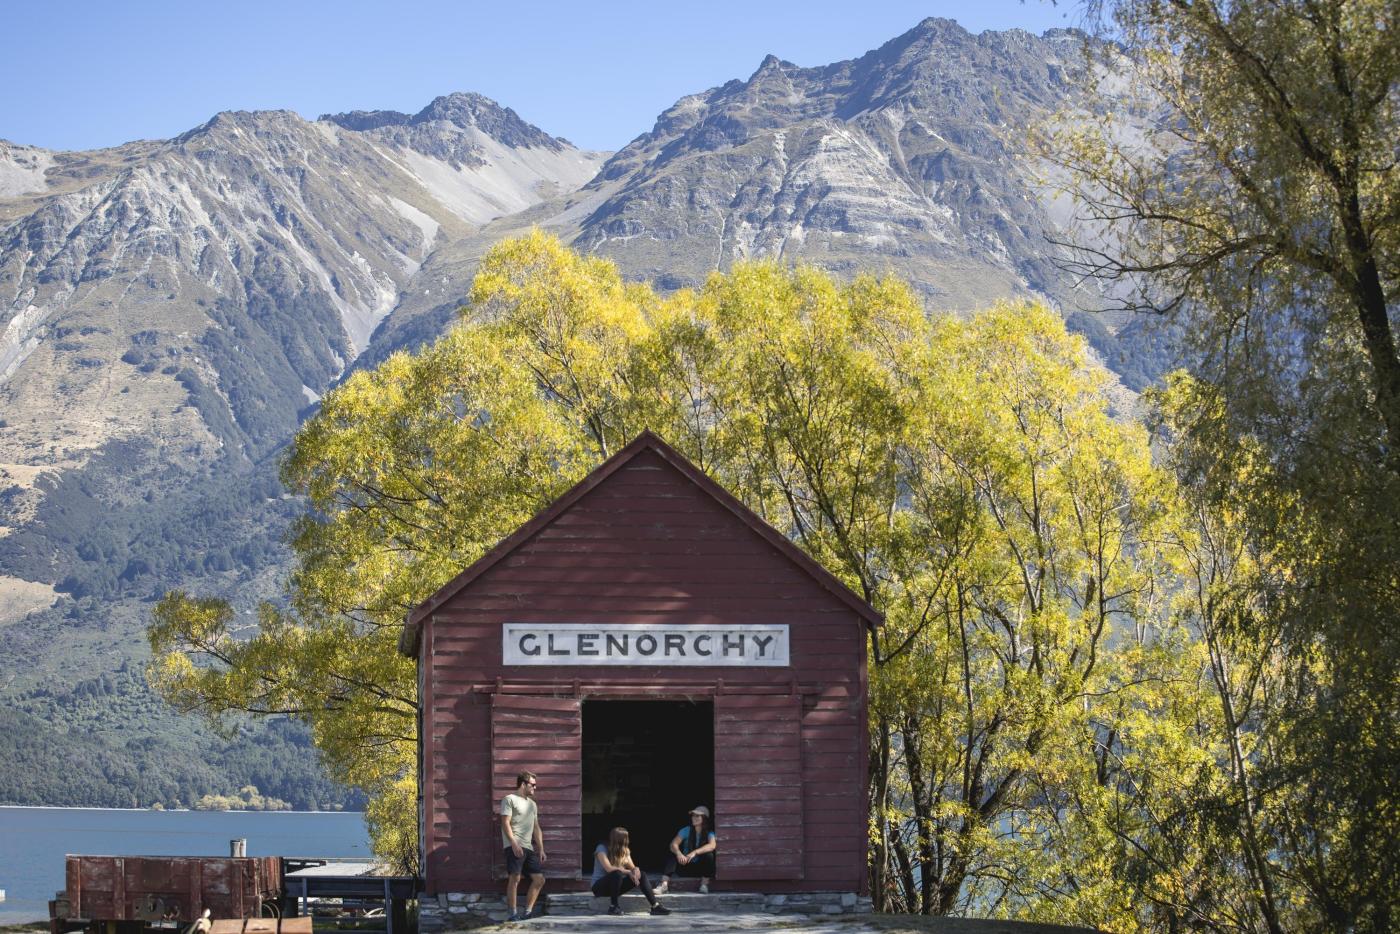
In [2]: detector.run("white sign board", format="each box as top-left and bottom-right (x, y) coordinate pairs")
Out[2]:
(502, 623), (790, 667)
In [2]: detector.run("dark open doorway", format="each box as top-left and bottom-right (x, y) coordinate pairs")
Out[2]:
(581, 699), (714, 874)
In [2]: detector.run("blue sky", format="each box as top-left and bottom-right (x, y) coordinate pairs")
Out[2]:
(4, 1), (1078, 154)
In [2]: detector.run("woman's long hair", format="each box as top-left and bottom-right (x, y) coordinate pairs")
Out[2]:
(607, 826), (631, 867)
(690, 811), (713, 847)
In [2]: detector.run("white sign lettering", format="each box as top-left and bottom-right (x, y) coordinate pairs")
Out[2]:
(502, 623), (790, 667)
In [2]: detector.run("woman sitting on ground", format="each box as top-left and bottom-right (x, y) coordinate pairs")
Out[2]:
(657, 805), (717, 894)
(592, 827), (671, 916)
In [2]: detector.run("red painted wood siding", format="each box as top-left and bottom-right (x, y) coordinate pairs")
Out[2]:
(422, 449), (868, 894)
(490, 695), (582, 879)
(714, 694), (803, 880)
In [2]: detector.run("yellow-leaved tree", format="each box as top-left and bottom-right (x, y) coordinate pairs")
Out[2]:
(152, 233), (1253, 930)
(1042, 2), (1400, 927)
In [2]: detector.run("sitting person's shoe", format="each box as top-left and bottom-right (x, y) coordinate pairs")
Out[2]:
(698, 883), (709, 894)
(607, 905), (623, 916)
(655, 880), (668, 895)
(505, 911), (520, 923)
(650, 904), (671, 916)
(520, 909), (536, 920)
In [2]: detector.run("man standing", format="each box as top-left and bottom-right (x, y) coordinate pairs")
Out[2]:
(500, 770), (546, 921)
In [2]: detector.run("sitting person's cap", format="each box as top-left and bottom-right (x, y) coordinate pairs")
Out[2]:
(690, 805), (711, 817)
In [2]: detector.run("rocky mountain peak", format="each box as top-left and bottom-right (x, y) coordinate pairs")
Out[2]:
(911, 15), (971, 38)
(603, 18), (1070, 182)
(322, 92), (566, 152)
(413, 92), (567, 150)
(317, 108), (412, 132)
(570, 19), (1103, 322)
(0, 82), (606, 476)
(864, 20), (977, 72)
(844, 16), (973, 73)
(175, 109), (307, 146)
(751, 53), (791, 76)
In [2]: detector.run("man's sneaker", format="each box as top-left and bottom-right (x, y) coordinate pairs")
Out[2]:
(655, 880), (668, 895)
(650, 904), (672, 916)
(607, 905), (623, 915)
(520, 909), (536, 920)
(698, 883), (709, 894)
(505, 911), (520, 923)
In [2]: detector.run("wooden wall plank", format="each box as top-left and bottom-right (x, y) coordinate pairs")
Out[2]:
(714, 694), (804, 881)
(488, 695), (581, 882)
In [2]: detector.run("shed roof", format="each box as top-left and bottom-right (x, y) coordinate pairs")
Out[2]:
(399, 430), (882, 656)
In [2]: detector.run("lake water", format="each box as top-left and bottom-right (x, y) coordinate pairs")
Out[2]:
(0, 807), (370, 924)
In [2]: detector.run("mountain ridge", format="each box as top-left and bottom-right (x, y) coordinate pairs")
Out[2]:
(0, 21), (1166, 810)
(562, 17), (1094, 314)
(321, 90), (573, 152)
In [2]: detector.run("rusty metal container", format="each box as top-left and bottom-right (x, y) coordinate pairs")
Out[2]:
(59, 855), (283, 923)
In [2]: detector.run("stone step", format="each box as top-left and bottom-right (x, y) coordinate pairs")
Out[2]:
(420, 890), (869, 929)
(544, 892), (766, 916)
(512, 915), (784, 932)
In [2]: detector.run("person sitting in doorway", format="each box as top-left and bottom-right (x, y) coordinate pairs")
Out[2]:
(592, 827), (671, 916)
(657, 805), (717, 894)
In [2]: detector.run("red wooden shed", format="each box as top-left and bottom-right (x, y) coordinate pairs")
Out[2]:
(400, 431), (878, 898)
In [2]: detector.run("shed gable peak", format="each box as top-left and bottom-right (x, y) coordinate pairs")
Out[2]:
(400, 431), (881, 655)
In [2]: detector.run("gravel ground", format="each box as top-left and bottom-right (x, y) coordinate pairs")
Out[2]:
(461, 913), (1097, 934)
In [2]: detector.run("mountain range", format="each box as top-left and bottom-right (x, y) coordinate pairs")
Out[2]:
(0, 18), (1167, 808)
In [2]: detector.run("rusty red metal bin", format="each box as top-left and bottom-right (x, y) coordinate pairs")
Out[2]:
(53, 855), (283, 927)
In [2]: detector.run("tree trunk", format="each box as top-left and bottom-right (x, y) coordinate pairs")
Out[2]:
(1344, 220), (1400, 471)
(900, 720), (936, 914)
(890, 832), (917, 913)
(869, 715), (892, 911)
(935, 847), (969, 915)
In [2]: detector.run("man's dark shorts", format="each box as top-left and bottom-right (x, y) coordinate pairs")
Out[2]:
(504, 846), (542, 877)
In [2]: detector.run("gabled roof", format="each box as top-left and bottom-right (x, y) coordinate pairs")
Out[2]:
(399, 429), (883, 656)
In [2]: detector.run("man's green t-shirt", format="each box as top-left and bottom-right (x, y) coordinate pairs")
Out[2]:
(500, 793), (538, 849)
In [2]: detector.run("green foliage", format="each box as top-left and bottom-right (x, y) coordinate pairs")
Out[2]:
(0, 439), (363, 813)
(862, 303), (1183, 921)
(0, 690), (360, 812)
(0, 441), (295, 604)
(1049, 0), (1400, 452)
(1139, 373), (1400, 932)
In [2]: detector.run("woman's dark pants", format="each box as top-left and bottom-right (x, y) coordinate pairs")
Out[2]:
(662, 852), (716, 879)
(591, 870), (658, 907)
